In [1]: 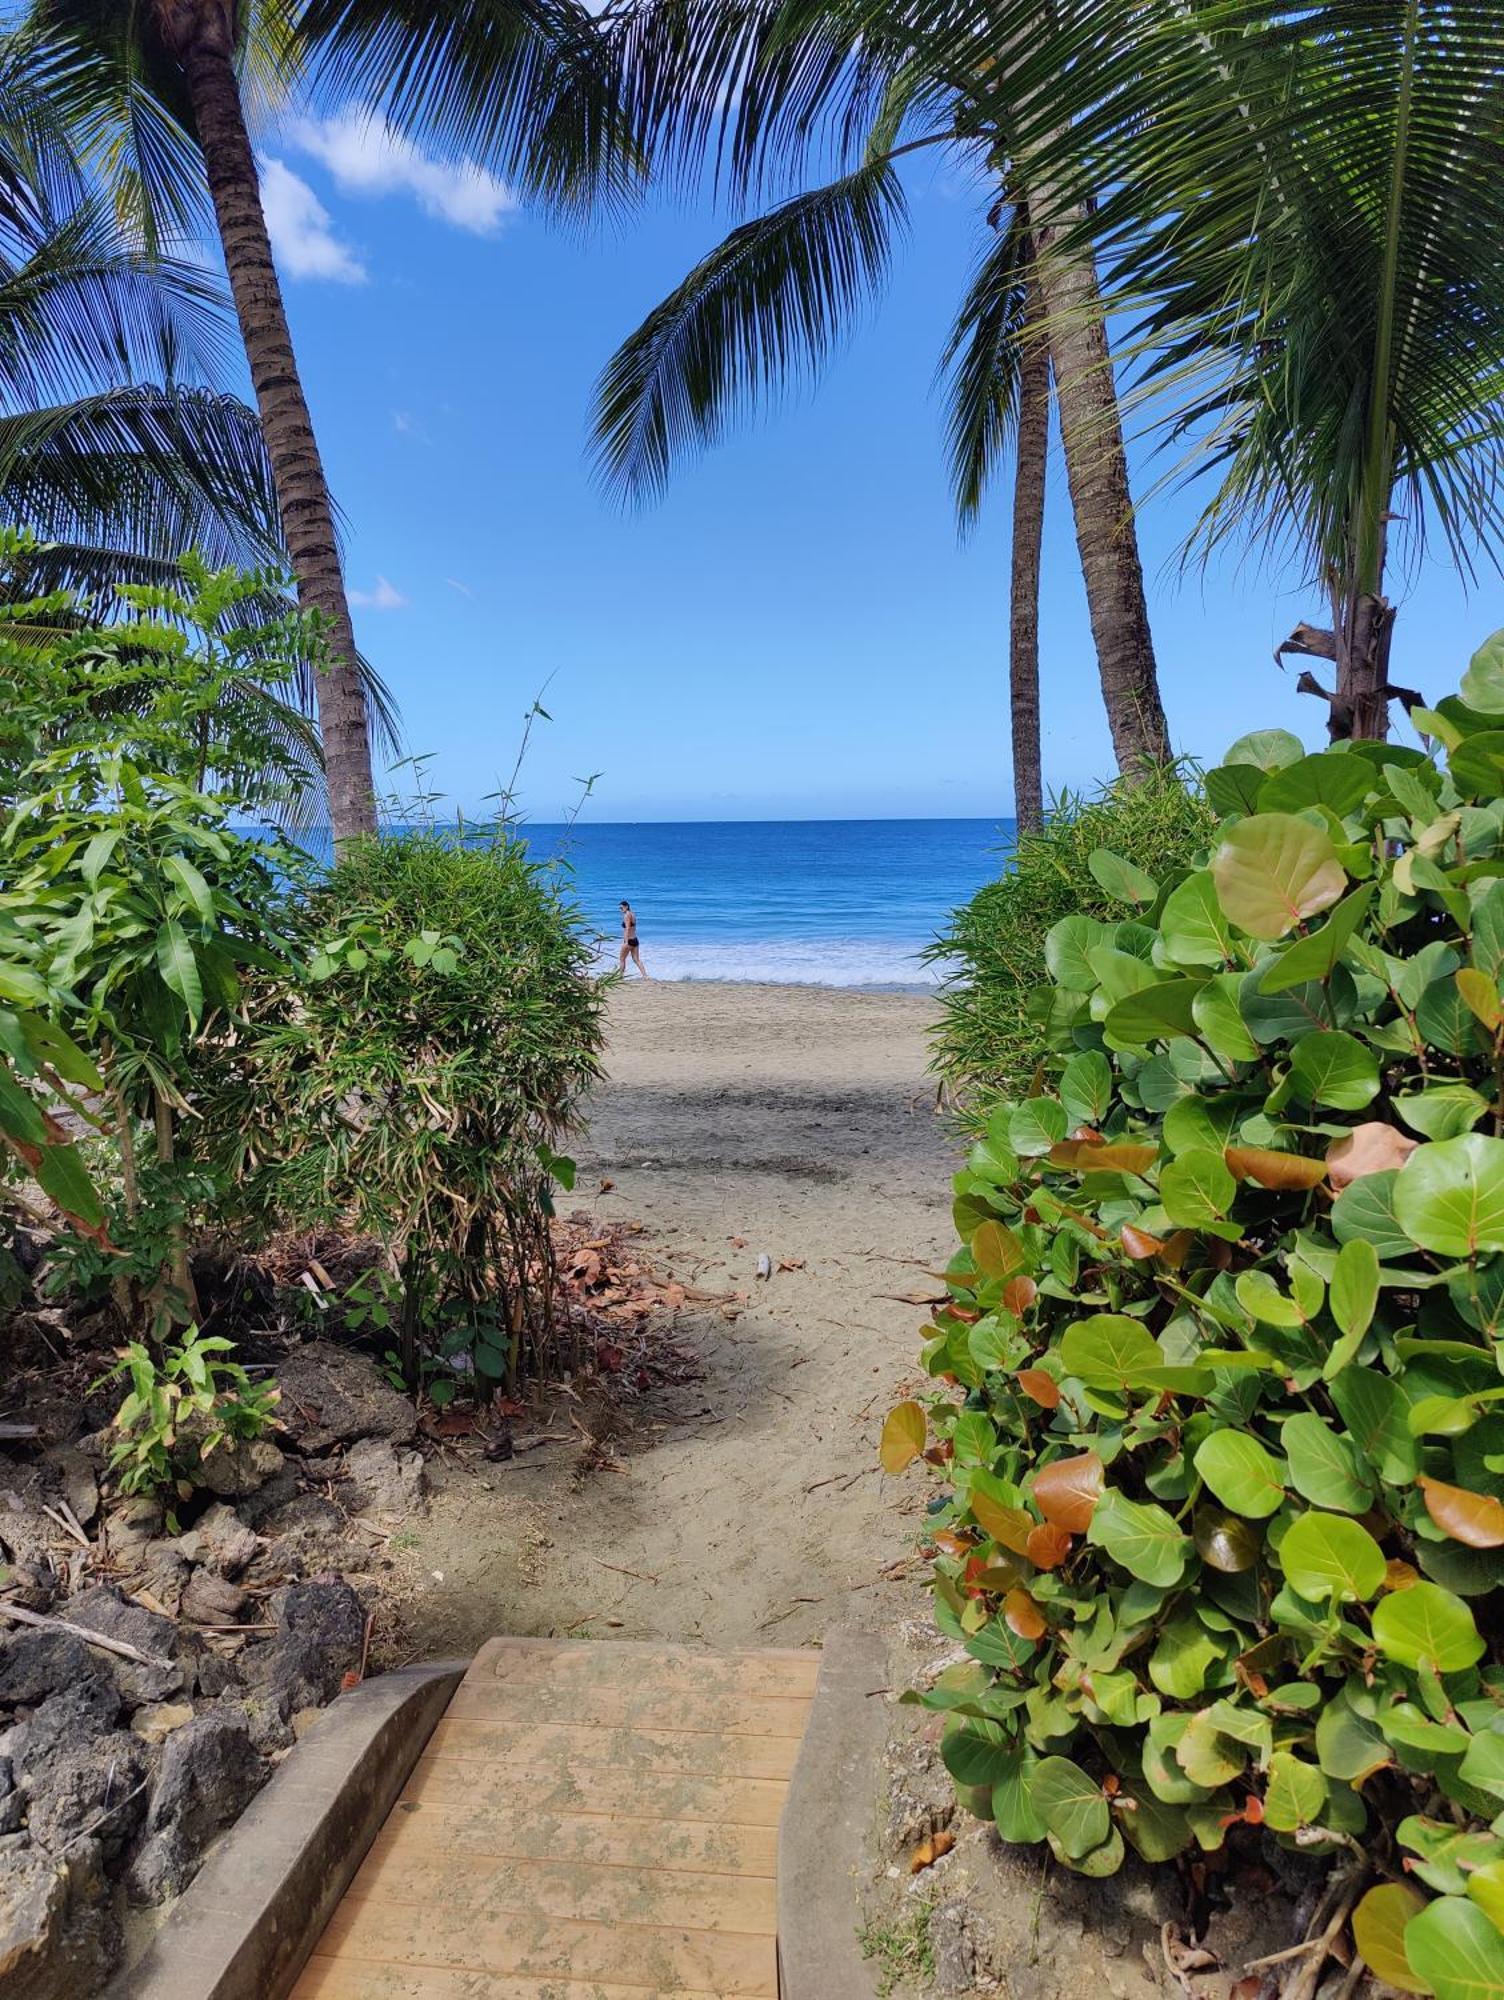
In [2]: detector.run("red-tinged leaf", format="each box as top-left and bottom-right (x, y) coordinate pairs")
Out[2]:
(932, 1530), (974, 1558)
(1084, 1141), (1159, 1173)
(1049, 1140), (1086, 1168)
(1159, 1230), (1196, 1270)
(1384, 1559), (1421, 1591)
(1243, 1794), (1264, 1824)
(1120, 1225), (1165, 1259)
(1002, 1275), (1038, 1315)
(972, 1218), (1027, 1279)
(909, 1829), (955, 1873)
(1016, 1368), (1061, 1409)
(1417, 1474), (1504, 1548)
(1033, 1451), (1104, 1532)
(1325, 1121), (1417, 1189)
(1003, 1587), (1047, 1640)
(969, 1490), (1035, 1554)
(1225, 1145), (1327, 1190)
(1025, 1521), (1073, 1569)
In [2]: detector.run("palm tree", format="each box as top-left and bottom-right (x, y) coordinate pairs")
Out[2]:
(592, 0), (1172, 778)
(26, 0), (632, 842)
(854, 0), (1504, 743)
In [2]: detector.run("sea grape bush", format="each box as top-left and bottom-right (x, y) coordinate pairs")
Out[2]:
(891, 637), (1504, 1999)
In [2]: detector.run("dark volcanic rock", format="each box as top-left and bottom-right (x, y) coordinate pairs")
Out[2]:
(0, 1842), (120, 2000)
(239, 1579), (366, 1713)
(191, 1437), (284, 1499)
(10, 1677), (121, 1778)
(275, 1340), (417, 1448)
(60, 1587), (182, 1703)
(21, 1729), (151, 1858)
(0, 1630), (94, 1707)
(125, 1713), (264, 1903)
(341, 1437), (427, 1517)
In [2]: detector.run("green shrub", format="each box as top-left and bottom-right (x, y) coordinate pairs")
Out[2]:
(95, 1326), (280, 1515)
(927, 766), (1217, 1114)
(215, 828), (605, 1392)
(893, 648), (1504, 1989)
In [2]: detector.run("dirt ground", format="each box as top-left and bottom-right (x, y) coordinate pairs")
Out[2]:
(395, 980), (954, 1659)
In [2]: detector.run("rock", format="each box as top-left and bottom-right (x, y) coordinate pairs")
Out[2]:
(0, 1843), (120, 2000)
(342, 1437), (428, 1517)
(180, 1570), (249, 1626)
(193, 1651), (243, 1700)
(276, 1341), (417, 1448)
(130, 1703), (194, 1746)
(231, 1465), (301, 1529)
(0, 1792), (22, 1834)
(930, 1899), (984, 1996)
(101, 1497), (163, 1566)
(240, 1578), (366, 1713)
(61, 1586), (183, 1703)
(192, 1437), (284, 1499)
(135, 1543), (190, 1617)
(125, 1713), (264, 1903)
(254, 1491), (344, 1541)
(0, 1563), (58, 1613)
(11, 1677), (121, 1776)
(177, 1502), (259, 1579)
(22, 1729), (151, 1857)
(0, 1463), (57, 1568)
(37, 1447), (96, 1530)
(0, 1630), (94, 1707)
(290, 1706), (325, 1740)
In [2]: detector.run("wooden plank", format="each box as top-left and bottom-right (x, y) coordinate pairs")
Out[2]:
(371, 1801), (779, 1877)
(314, 1900), (779, 1996)
(346, 1846), (777, 1933)
(292, 1958), (738, 1999)
(424, 1718), (801, 1783)
(444, 1681), (811, 1739)
(401, 1755), (790, 1828)
(466, 1639), (819, 1700)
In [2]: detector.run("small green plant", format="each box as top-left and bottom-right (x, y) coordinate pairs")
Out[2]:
(97, 1326), (280, 1512)
(927, 765), (1218, 1113)
(857, 1901), (936, 1997)
(894, 637), (1504, 1993)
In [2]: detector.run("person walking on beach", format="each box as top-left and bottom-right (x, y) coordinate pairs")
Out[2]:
(618, 900), (650, 979)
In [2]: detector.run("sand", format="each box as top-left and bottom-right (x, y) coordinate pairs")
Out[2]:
(398, 980), (956, 1656)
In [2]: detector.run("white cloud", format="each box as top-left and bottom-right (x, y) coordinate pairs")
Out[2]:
(258, 156), (365, 283)
(445, 576), (476, 599)
(349, 576), (408, 611)
(392, 409), (430, 442)
(286, 107), (518, 235)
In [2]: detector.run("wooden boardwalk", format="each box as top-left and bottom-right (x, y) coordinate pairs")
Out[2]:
(290, 1636), (820, 2000)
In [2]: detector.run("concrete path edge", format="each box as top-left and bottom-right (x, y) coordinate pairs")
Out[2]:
(111, 1659), (467, 2000)
(777, 1625), (888, 2000)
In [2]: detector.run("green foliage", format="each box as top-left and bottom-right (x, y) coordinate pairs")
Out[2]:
(899, 633), (1504, 1977)
(926, 766), (1218, 1110)
(210, 827), (605, 1391)
(94, 1325), (279, 1512)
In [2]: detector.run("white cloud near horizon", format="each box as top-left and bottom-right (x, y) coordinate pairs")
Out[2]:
(258, 156), (366, 282)
(350, 576), (408, 610)
(286, 107), (518, 235)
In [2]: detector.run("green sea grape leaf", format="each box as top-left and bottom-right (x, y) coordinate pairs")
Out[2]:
(1105, 979), (1203, 1046)
(1416, 978), (1486, 1058)
(1458, 1732), (1504, 1803)
(1088, 848), (1158, 908)
(1211, 813), (1347, 941)
(1159, 870), (1234, 967)
(1046, 915), (1107, 991)
(1175, 1708), (1247, 1788)
(1289, 1031), (1381, 1110)
(1352, 1884), (1430, 1995)
(1088, 1489), (1190, 1586)
(1394, 1135), (1504, 1257)
(1148, 1612), (1227, 1698)
(1027, 1756), (1110, 1858)
(1277, 1511), (1385, 1602)
(1262, 1750), (1328, 1832)
(1059, 1315), (1162, 1386)
(1224, 728), (1305, 772)
(1234, 1269), (1304, 1327)
(1372, 1582), (1486, 1672)
(941, 1719), (1017, 1788)
(1060, 1052), (1113, 1129)
(1163, 1094), (1239, 1156)
(1315, 1690), (1391, 1783)
(1191, 974), (1261, 1064)
(1194, 1431), (1288, 1518)
(1009, 1098), (1069, 1158)
(1281, 1413), (1376, 1513)
(1451, 731), (1504, 799)
(1205, 763), (1265, 816)
(1259, 753), (1374, 817)
(1332, 1170), (1414, 1261)
(1329, 1237), (1380, 1347)
(1397, 1085), (1491, 1141)
(1467, 1865), (1504, 1942)
(1259, 885), (1375, 992)
(991, 1747), (1046, 1843)
(1405, 1895), (1504, 2000)
(1160, 1147), (1236, 1226)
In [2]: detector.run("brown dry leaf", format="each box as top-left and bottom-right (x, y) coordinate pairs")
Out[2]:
(909, 1830), (955, 1873)
(1025, 1521), (1073, 1569)
(1033, 1451), (1105, 1532)
(1120, 1224), (1165, 1259)
(1003, 1587), (1047, 1640)
(778, 1258), (806, 1272)
(1088, 1142), (1160, 1173)
(1418, 1474), (1504, 1548)
(1224, 1145), (1327, 1190)
(931, 1530), (974, 1559)
(1001, 1275), (1038, 1315)
(1016, 1368), (1061, 1409)
(729, 1235), (747, 1248)
(662, 1282), (686, 1310)
(1325, 1121), (1418, 1189)
(879, 1400), (926, 1475)
(597, 1178), (615, 1193)
(1384, 1558), (1421, 1591)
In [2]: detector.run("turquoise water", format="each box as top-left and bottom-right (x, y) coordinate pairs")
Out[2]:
(520, 818), (1015, 987)
(295, 818), (1016, 987)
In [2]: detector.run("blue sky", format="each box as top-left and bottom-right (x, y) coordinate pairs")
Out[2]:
(249, 114), (1504, 823)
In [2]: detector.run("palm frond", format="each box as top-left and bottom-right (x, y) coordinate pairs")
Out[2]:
(293, 0), (640, 215)
(939, 209), (1033, 533)
(593, 157), (905, 498)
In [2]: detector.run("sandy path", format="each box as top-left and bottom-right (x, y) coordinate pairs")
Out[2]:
(403, 982), (956, 1656)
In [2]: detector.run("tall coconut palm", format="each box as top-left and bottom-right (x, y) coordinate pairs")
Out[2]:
(27, 0), (633, 842)
(592, 0), (1172, 777)
(843, 0), (1504, 742)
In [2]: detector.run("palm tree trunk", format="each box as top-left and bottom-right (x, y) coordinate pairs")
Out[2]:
(1028, 189), (1171, 774)
(169, 5), (377, 843)
(1009, 233), (1048, 834)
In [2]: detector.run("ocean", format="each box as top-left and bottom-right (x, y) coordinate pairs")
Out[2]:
(518, 818), (1016, 988)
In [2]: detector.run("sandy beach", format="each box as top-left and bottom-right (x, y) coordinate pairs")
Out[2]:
(400, 980), (957, 1655)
